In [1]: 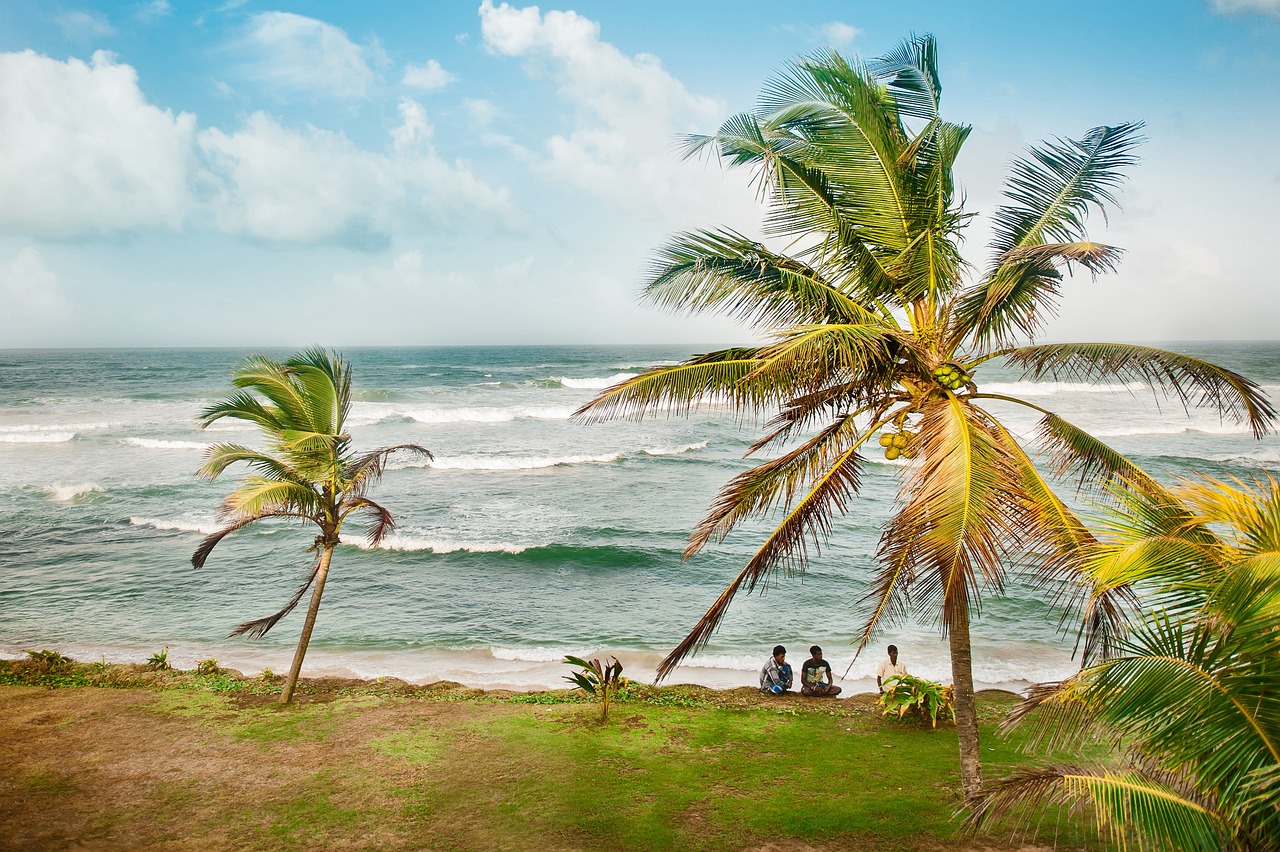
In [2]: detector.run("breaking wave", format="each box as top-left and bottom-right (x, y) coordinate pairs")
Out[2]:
(46, 482), (104, 502)
(124, 438), (210, 450)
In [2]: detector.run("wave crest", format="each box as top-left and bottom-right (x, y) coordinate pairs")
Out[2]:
(125, 438), (209, 450)
(47, 482), (104, 501)
(129, 516), (221, 535)
(0, 432), (75, 443)
(555, 373), (638, 390)
(356, 535), (531, 554)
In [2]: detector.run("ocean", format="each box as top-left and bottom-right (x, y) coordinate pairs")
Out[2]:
(2, 343), (1277, 693)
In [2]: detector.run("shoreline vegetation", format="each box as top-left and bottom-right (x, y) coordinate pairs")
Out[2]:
(0, 653), (1093, 851)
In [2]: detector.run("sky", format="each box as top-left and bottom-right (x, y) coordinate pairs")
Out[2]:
(0, 0), (1277, 348)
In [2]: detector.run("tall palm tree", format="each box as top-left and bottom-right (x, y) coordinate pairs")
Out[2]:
(193, 348), (430, 704)
(969, 474), (1280, 850)
(575, 36), (1274, 799)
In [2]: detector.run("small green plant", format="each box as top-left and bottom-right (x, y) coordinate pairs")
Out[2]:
(25, 649), (72, 671)
(146, 646), (171, 671)
(878, 675), (955, 728)
(563, 655), (627, 722)
(260, 667), (274, 681)
(196, 658), (220, 675)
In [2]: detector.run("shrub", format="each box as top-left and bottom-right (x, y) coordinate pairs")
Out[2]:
(25, 649), (72, 671)
(563, 655), (628, 722)
(879, 675), (955, 727)
(146, 646), (171, 671)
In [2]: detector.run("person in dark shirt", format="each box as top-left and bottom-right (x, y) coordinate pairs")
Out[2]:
(800, 645), (841, 697)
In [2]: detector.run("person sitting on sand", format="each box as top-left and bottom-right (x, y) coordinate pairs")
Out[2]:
(876, 644), (908, 694)
(800, 645), (841, 697)
(759, 645), (792, 694)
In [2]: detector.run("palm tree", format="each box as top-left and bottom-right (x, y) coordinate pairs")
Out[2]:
(193, 348), (430, 704)
(969, 474), (1280, 850)
(575, 36), (1274, 800)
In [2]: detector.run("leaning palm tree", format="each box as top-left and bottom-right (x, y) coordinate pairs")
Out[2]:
(969, 474), (1280, 850)
(194, 348), (430, 704)
(575, 36), (1274, 799)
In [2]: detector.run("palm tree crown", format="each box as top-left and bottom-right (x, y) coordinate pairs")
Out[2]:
(576, 36), (1274, 798)
(971, 474), (1280, 850)
(194, 348), (431, 703)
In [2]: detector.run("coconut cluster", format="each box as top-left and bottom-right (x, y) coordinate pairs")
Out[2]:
(877, 430), (916, 460)
(932, 363), (969, 390)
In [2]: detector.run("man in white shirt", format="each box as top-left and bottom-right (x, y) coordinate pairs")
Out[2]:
(875, 644), (908, 693)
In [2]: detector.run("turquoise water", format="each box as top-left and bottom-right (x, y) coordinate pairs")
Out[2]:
(1, 343), (1277, 691)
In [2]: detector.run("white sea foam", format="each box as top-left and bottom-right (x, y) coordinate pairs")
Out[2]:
(129, 516), (221, 535)
(124, 438), (210, 450)
(427, 452), (621, 471)
(1088, 422), (1252, 438)
(357, 535), (530, 554)
(981, 380), (1149, 397)
(408, 405), (575, 424)
(675, 652), (760, 672)
(47, 482), (104, 501)
(640, 441), (707, 456)
(490, 646), (586, 663)
(0, 421), (118, 434)
(351, 402), (576, 425)
(0, 432), (74, 443)
(555, 373), (637, 390)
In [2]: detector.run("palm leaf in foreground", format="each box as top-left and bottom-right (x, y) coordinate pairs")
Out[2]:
(971, 475), (1280, 849)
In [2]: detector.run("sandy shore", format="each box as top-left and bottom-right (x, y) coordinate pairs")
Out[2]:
(1, 643), (1038, 696)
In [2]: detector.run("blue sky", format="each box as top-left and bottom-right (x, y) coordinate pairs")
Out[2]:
(0, 0), (1276, 347)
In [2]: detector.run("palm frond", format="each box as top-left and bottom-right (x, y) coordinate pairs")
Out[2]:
(757, 50), (913, 251)
(870, 33), (942, 122)
(1006, 343), (1276, 438)
(982, 414), (1135, 665)
(341, 497), (398, 547)
(343, 444), (433, 494)
(643, 228), (881, 328)
(572, 349), (765, 423)
(220, 477), (321, 520)
(228, 560), (321, 639)
(192, 510), (303, 569)
(876, 396), (1026, 633)
(197, 443), (307, 485)
(686, 414), (863, 556)
(657, 441), (863, 681)
(197, 389), (280, 432)
(954, 241), (1123, 346)
(968, 764), (1226, 851)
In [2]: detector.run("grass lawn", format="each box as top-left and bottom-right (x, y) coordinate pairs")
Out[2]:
(0, 658), (1100, 851)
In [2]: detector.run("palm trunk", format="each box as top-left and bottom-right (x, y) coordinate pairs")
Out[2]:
(280, 545), (334, 705)
(948, 601), (983, 801)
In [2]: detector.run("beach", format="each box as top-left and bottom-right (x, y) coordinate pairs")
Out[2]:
(3, 343), (1278, 694)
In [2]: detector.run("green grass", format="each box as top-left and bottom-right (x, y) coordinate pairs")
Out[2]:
(0, 659), (1103, 850)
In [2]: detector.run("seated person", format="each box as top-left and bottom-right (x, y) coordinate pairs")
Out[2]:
(876, 644), (908, 693)
(800, 645), (842, 697)
(759, 645), (792, 694)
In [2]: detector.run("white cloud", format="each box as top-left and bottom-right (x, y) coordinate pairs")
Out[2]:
(0, 247), (70, 339)
(0, 50), (197, 238)
(1208, 0), (1280, 15)
(477, 1), (751, 225)
(822, 22), (860, 47)
(55, 10), (115, 40)
(135, 1), (172, 23)
(238, 12), (379, 99)
(402, 59), (455, 91)
(197, 100), (515, 246)
(0, 50), (514, 246)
